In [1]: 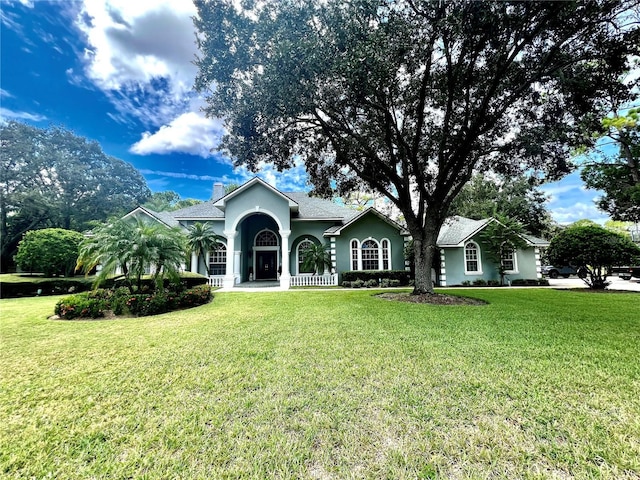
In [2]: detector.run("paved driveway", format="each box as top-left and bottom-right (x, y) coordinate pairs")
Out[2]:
(548, 276), (640, 292)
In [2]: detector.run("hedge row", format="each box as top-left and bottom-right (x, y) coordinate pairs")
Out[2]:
(0, 278), (94, 298)
(54, 284), (213, 319)
(341, 270), (411, 285)
(342, 278), (403, 288)
(0, 274), (208, 299)
(458, 278), (550, 287)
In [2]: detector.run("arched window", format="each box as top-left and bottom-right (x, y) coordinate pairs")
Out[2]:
(255, 230), (278, 246)
(381, 239), (391, 270)
(464, 241), (481, 274)
(208, 243), (227, 276)
(297, 239), (315, 275)
(351, 239), (359, 270)
(361, 239), (379, 270)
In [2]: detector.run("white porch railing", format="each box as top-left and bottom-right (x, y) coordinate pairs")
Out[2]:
(208, 276), (224, 287)
(290, 274), (338, 287)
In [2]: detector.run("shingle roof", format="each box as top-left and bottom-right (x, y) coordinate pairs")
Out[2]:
(437, 216), (491, 246)
(172, 201), (224, 220)
(437, 216), (550, 246)
(170, 192), (359, 221)
(322, 207), (409, 236)
(286, 193), (360, 220)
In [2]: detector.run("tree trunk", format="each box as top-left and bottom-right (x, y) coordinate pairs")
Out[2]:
(410, 215), (442, 295)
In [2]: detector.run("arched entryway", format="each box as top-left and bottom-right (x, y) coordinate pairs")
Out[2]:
(253, 229), (279, 280)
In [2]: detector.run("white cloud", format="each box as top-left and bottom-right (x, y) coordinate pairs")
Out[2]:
(139, 168), (219, 182)
(541, 170), (610, 225)
(0, 107), (46, 122)
(76, 0), (197, 93)
(233, 158), (310, 192)
(130, 112), (225, 157)
(74, 0), (200, 127)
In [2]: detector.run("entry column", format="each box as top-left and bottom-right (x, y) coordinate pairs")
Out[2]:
(279, 229), (291, 289)
(223, 230), (237, 288)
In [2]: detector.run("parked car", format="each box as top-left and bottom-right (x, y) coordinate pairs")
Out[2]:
(542, 265), (587, 279)
(614, 266), (640, 280)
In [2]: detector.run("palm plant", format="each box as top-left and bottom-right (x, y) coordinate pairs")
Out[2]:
(301, 242), (332, 275)
(186, 222), (222, 274)
(77, 218), (187, 293)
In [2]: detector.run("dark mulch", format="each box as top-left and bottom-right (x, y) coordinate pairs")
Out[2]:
(376, 292), (487, 305)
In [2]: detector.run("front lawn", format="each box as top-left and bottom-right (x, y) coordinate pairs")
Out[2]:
(1, 289), (638, 478)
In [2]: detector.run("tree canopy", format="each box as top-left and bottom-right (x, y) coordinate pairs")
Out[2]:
(581, 108), (640, 222)
(194, 0), (639, 294)
(15, 228), (85, 277)
(0, 122), (150, 270)
(547, 223), (640, 289)
(143, 191), (204, 212)
(449, 175), (554, 237)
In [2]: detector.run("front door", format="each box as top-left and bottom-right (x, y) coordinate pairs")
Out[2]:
(256, 251), (277, 280)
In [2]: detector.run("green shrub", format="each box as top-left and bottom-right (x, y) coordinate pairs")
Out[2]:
(53, 285), (213, 319)
(364, 279), (378, 288)
(352, 279), (365, 288)
(511, 278), (548, 286)
(15, 228), (84, 277)
(487, 280), (501, 286)
(0, 277), (94, 298)
(342, 270), (411, 285)
(389, 279), (401, 287)
(55, 293), (107, 320)
(472, 279), (487, 286)
(341, 281), (352, 288)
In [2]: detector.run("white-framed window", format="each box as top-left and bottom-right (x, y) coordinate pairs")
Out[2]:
(464, 241), (482, 274)
(208, 243), (227, 276)
(297, 239), (315, 275)
(501, 246), (518, 273)
(350, 238), (393, 271)
(255, 229), (278, 246)
(361, 239), (380, 270)
(381, 239), (390, 270)
(351, 239), (360, 270)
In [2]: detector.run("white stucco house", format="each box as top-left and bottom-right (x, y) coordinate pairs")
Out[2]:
(124, 177), (548, 289)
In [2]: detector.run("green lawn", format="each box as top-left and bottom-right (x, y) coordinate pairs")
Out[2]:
(1, 289), (639, 479)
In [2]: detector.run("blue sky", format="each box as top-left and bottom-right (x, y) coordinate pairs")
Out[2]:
(1, 0), (611, 224)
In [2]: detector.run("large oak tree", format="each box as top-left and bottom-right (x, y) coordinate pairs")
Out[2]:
(194, 0), (639, 294)
(0, 122), (150, 270)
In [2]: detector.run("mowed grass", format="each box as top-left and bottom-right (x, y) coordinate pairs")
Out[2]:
(1, 289), (639, 479)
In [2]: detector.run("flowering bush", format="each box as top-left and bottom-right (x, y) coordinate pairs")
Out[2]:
(54, 285), (213, 319)
(55, 294), (107, 319)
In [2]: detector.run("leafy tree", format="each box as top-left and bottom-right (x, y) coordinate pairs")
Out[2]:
(479, 218), (527, 286)
(301, 242), (332, 275)
(194, 0), (638, 294)
(143, 191), (182, 211)
(144, 191), (204, 212)
(186, 222), (222, 274)
(15, 228), (84, 277)
(77, 219), (186, 294)
(581, 109), (640, 222)
(0, 122), (150, 270)
(547, 224), (640, 289)
(450, 175), (555, 237)
(224, 184), (240, 194)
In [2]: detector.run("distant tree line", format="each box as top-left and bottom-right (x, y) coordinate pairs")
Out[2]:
(0, 122), (150, 271)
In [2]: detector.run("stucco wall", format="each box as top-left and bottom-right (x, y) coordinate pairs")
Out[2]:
(442, 235), (541, 286)
(332, 212), (408, 281)
(223, 183), (292, 232)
